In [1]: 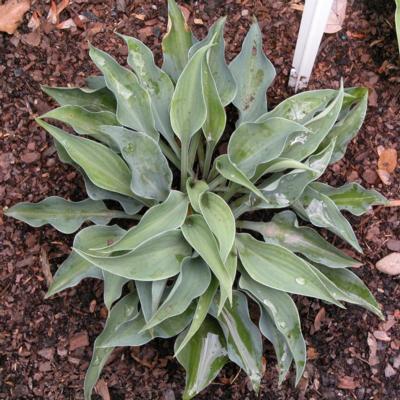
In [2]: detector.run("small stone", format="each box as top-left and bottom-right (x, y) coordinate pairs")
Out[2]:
(39, 361), (52, 372)
(347, 170), (359, 182)
(362, 169), (377, 184)
(69, 331), (89, 351)
(241, 9), (249, 16)
(163, 389), (176, 400)
(21, 152), (40, 164)
(384, 363), (396, 378)
(193, 18), (204, 25)
(387, 240), (400, 252)
(376, 253), (400, 275)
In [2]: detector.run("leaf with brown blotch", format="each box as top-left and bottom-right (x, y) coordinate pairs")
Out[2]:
(0, 0), (30, 34)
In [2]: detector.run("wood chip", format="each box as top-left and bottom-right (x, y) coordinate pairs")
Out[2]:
(40, 247), (53, 287)
(69, 331), (89, 351)
(194, 18), (204, 25)
(373, 330), (391, 342)
(337, 376), (359, 390)
(314, 307), (326, 332)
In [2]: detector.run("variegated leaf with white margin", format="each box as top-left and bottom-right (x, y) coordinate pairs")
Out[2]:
(100, 126), (172, 202)
(162, 0), (195, 82)
(189, 17), (236, 106)
(89, 45), (159, 139)
(240, 271), (306, 384)
(297, 185), (362, 253)
(95, 190), (188, 253)
(142, 257), (211, 331)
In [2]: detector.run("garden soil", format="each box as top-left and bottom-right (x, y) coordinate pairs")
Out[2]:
(0, 0), (399, 399)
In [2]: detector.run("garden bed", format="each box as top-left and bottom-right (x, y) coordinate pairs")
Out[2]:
(1, 0), (399, 399)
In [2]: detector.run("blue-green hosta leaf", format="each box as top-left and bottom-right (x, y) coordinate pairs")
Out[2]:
(97, 190), (188, 253)
(162, 0), (194, 82)
(143, 257), (211, 330)
(320, 87), (368, 164)
(46, 252), (101, 299)
(258, 308), (293, 384)
(41, 85), (116, 112)
(236, 233), (342, 305)
(256, 89), (336, 124)
(75, 230), (191, 280)
(298, 186), (362, 253)
(239, 272), (306, 384)
(89, 45), (159, 140)
(201, 59), (226, 147)
(211, 291), (263, 393)
(121, 34), (178, 150)
(170, 45), (211, 143)
(100, 126), (172, 202)
(97, 303), (195, 348)
(182, 215), (233, 311)
(228, 118), (306, 178)
(5, 196), (128, 234)
(189, 17), (236, 106)
(53, 140), (143, 215)
(281, 86), (344, 161)
(186, 178), (209, 213)
(46, 225), (126, 298)
(175, 277), (219, 356)
(84, 292), (140, 400)
(85, 75), (106, 90)
(229, 21), (276, 124)
(254, 140), (335, 209)
(41, 105), (119, 149)
(37, 120), (133, 197)
(136, 279), (168, 323)
(215, 155), (268, 203)
(103, 271), (129, 310)
(251, 158), (315, 183)
(175, 317), (229, 400)
(314, 264), (383, 318)
(310, 182), (387, 216)
(238, 210), (360, 269)
(199, 192), (235, 262)
(81, 171), (143, 215)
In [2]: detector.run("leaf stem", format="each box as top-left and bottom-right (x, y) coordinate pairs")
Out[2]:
(180, 138), (189, 192)
(203, 141), (214, 179)
(159, 141), (180, 169)
(222, 183), (240, 202)
(208, 175), (226, 191)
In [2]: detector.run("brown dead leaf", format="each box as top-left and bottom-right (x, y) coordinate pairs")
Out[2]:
(337, 376), (359, 390)
(40, 247), (53, 286)
(314, 307), (326, 332)
(378, 148), (397, 173)
(0, 0), (30, 34)
(325, 0), (347, 34)
(367, 333), (379, 366)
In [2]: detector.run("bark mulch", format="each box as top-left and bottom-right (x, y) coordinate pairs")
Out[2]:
(0, 0), (399, 399)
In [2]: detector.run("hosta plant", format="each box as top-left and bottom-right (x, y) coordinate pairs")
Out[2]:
(6, 1), (388, 398)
